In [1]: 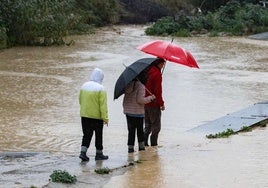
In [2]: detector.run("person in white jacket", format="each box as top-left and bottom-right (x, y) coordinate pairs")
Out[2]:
(123, 71), (155, 153)
(79, 68), (109, 161)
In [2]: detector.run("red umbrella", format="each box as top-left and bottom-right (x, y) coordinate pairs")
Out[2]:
(136, 40), (199, 68)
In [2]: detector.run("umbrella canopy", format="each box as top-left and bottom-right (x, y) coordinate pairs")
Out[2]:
(114, 58), (157, 100)
(136, 40), (199, 68)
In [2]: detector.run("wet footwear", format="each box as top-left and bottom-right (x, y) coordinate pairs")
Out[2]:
(95, 154), (109, 160)
(138, 142), (145, 151)
(79, 152), (89, 161)
(150, 135), (158, 146)
(128, 145), (134, 153)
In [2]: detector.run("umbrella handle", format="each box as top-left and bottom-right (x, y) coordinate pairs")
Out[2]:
(134, 77), (154, 96)
(161, 61), (166, 74)
(144, 84), (153, 95)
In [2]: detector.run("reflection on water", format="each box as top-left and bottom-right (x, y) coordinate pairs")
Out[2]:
(0, 25), (267, 187)
(104, 148), (163, 188)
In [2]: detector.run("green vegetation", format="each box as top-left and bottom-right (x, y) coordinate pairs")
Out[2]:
(0, 27), (7, 49)
(239, 126), (253, 132)
(0, 0), (266, 49)
(0, 0), (121, 48)
(206, 123), (267, 139)
(95, 160), (143, 174)
(128, 160), (143, 166)
(146, 1), (268, 37)
(206, 128), (235, 139)
(135, 160), (142, 163)
(49, 170), (77, 184)
(95, 167), (111, 174)
(259, 121), (268, 127)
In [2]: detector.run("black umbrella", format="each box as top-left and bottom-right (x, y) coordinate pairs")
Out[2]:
(114, 58), (157, 100)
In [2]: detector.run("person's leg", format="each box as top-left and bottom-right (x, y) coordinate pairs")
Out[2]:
(150, 108), (161, 146)
(136, 117), (145, 150)
(144, 107), (152, 146)
(79, 117), (94, 161)
(127, 115), (136, 153)
(94, 119), (108, 160)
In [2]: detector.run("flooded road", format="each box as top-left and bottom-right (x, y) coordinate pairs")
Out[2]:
(0, 25), (268, 188)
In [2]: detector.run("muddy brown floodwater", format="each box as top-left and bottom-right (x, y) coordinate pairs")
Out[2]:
(0, 25), (268, 188)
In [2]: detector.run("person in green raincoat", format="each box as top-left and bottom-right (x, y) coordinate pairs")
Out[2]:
(79, 68), (109, 161)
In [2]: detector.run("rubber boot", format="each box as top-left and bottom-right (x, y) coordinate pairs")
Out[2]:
(128, 145), (134, 153)
(144, 133), (149, 146)
(95, 150), (108, 160)
(79, 146), (89, 161)
(150, 135), (158, 146)
(79, 151), (89, 161)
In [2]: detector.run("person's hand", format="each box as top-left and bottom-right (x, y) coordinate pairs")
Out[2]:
(160, 106), (165, 111)
(151, 95), (156, 101)
(104, 121), (108, 127)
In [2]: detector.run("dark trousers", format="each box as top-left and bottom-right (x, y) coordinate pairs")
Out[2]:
(126, 115), (145, 146)
(144, 107), (161, 146)
(81, 117), (104, 150)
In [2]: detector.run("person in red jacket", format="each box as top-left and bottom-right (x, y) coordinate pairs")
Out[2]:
(144, 58), (166, 147)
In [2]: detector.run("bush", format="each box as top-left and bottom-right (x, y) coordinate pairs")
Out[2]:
(145, 17), (180, 36)
(146, 2), (268, 37)
(235, 3), (268, 34)
(0, 26), (7, 49)
(173, 29), (191, 37)
(187, 15), (206, 31)
(0, 0), (121, 47)
(1, 0), (79, 46)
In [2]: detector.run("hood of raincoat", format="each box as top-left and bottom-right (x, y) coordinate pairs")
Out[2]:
(90, 68), (104, 84)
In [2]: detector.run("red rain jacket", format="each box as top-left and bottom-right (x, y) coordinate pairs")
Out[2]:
(145, 66), (164, 108)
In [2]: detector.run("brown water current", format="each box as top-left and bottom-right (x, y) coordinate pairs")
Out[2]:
(0, 25), (268, 188)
